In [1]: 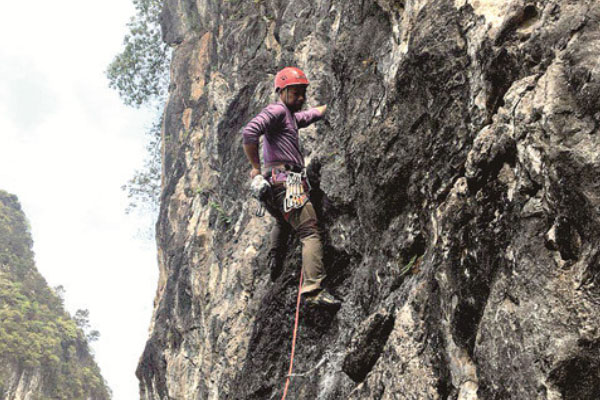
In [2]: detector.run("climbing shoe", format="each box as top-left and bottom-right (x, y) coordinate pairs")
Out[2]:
(268, 256), (283, 282)
(304, 289), (341, 309)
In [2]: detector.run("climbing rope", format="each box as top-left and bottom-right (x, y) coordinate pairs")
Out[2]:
(281, 269), (303, 400)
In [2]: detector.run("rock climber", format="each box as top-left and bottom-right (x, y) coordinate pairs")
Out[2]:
(242, 66), (340, 308)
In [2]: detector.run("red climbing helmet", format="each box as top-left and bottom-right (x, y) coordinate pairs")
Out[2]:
(274, 67), (309, 92)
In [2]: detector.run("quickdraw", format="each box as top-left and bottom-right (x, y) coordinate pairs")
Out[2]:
(255, 201), (266, 217)
(283, 171), (310, 213)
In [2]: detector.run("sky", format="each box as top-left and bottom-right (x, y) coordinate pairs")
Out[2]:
(0, 1), (159, 399)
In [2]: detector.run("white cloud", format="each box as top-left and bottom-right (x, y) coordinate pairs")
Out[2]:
(0, 59), (58, 132)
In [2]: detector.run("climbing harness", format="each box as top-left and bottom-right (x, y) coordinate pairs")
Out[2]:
(280, 269), (303, 400)
(283, 171), (310, 213)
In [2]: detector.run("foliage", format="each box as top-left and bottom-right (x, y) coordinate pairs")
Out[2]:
(399, 254), (418, 277)
(0, 192), (35, 278)
(122, 116), (162, 217)
(0, 191), (111, 399)
(74, 309), (101, 343)
(108, 0), (168, 218)
(74, 308), (91, 329)
(0, 276), (74, 369)
(209, 201), (232, 225)
(106, 0), (170, 107)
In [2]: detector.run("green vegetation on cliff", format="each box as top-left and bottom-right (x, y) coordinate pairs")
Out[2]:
(0, 190), (111, 400)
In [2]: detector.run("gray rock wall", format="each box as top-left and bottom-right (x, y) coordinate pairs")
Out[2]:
(137, 1), (600, 399)
(3, 365), (43, 400)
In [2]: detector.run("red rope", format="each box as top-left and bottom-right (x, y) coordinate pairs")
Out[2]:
(281, 269), (303, 400)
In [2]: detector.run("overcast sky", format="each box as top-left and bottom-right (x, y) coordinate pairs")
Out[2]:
(0, 1), (159, 399)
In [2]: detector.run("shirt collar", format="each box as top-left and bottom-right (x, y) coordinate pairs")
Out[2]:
(277, 100), (292, 114)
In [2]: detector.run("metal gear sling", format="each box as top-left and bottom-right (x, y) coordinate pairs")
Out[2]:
(283, 170), (310, 213)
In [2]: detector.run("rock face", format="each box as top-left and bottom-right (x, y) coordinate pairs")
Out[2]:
(137, 0), (600, 399)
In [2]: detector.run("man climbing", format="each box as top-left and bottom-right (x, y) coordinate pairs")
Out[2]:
(242, 66), (340, 308)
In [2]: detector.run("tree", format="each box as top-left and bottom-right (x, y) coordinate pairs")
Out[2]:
(106, 0), (170, 107)
(73, 309), (91, 331)
(107, 0), (169, 218)
(86, 330), (100, 343)
(53, 285), (65, 304)
(121, 116), (162, 217)
(74, 309), (101, 344)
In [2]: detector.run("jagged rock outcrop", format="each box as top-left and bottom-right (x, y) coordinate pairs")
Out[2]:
(137, 1), (600, 399)
(0, 191), (111, 400)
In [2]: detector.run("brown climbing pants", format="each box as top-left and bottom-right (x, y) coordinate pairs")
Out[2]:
(265, 183), (325, 294)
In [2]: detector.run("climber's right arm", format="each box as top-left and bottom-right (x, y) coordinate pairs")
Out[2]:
(243, 143), (261, 178)
(242, 104), (285, 178)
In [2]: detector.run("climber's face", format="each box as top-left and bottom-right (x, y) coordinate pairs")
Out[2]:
(281, 85), (307, 112)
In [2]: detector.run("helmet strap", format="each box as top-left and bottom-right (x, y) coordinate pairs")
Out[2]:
(279, 87), (288, 106)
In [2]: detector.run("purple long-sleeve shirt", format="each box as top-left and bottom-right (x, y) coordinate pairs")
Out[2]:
(242, 101), (323, 168)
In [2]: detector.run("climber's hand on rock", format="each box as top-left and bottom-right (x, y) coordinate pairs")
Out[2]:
(316, 105), (327, 116)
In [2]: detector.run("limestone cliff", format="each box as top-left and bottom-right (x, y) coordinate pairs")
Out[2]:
(0, 191), (111, 400)
(137, 1), (600, 399)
